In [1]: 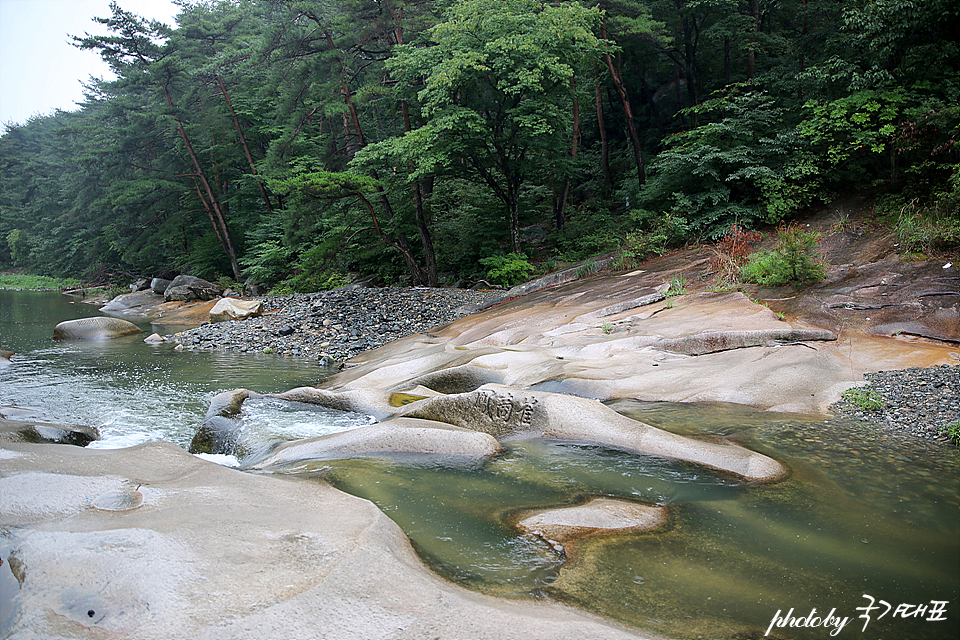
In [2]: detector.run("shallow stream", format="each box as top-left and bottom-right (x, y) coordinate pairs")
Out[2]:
(1, 289), (957, 639)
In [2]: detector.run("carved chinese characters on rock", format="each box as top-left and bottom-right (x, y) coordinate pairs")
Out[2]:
(474, 389), (538, 434)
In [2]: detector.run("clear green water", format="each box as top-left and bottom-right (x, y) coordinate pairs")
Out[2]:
(285, 404), (959, 640)
(2, 289), (957, 639)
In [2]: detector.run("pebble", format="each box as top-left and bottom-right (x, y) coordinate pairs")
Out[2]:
(172, 286), (502, 363)
(829, 364), (960, 443)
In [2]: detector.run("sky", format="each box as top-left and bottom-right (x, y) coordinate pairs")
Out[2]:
(0, 0), (180, 127)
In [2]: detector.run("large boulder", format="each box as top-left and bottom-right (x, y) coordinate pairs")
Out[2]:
(150, 277), (172, 295)
(99, 290), (163, 315)
(209, 298), (263, 323)
(0, 350), (13, 365)
(0, 441), (652, 640)
(163, 275), (221, 302)
(53, 317), (143, 340)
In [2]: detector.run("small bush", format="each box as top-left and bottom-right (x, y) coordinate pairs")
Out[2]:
(479, 253), (536, 287)
(741, 224), (826, 285)
(284, 270), (348, 293)
(711, 224), (763, 284)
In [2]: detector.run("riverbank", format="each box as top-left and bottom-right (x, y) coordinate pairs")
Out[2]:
(170, 286), (503, 361)
(165, 283), (958, 444)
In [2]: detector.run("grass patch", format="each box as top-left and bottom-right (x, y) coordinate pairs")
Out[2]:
(0, 273), (81, 290)
(941, 420), (960, 446)
(574, 258), (601, 280)
(841, 387), (884, 411)
(665, 275), (688, 297)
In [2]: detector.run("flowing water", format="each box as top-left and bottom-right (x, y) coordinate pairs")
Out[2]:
(0, 290), (369, 453)
(2, 289), (958, 639)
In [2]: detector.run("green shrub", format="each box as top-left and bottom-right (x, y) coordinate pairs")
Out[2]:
(479, 253), (536, 287)
(741, 224), (826, 285)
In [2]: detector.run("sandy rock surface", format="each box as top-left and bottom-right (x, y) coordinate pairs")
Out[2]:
(0, 442), (657, 640)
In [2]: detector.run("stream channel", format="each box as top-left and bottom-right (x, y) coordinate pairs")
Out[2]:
(1, 289), (958, 639)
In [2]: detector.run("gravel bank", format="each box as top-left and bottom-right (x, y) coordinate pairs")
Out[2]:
(830, 364), (959, 443)
(172, 287), (503, 361)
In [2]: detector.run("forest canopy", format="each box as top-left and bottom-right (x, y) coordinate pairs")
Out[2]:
(1, 0), (958, 290)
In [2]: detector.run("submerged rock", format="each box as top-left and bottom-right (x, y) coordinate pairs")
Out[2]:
(401, 384), (787, 482)
(52, 316), (143, 340)
(515, 498), (669, 543)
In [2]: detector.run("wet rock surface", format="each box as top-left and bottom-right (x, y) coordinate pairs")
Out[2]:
(515, 498), (670, 544)
(829, 364), (959, 441)
(171, 287), (502, 360)
(52, 316), (143, 340)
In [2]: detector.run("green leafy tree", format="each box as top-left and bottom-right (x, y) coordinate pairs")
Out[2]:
(362, 0), (607, 254)
(635, 88), (823, 238)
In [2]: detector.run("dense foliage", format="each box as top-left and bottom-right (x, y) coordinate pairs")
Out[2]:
(1, 0), (957, 289)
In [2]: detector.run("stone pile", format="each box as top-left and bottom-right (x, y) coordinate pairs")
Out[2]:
(829, 364), (959, 441)
(172, 287), (502, 361)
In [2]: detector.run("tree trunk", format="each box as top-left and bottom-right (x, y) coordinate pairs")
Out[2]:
(402, 102), (438, 285)
(595, 64), (613, 191)
(509, 185), (522, 256)
(554, 77), (580, 231)
(724, 35), (731, 86)
(314, 18), (427, 285)
(354, 191), (426, 283)
(163, 83), (242, 281)
(798, 0), (807, 100)
(747, 0), (759, 81)
(216, 75), (273, 216)
(389, 8), (437, 286)
(636, 63), (665, 139)
(602, 20), (645, 188)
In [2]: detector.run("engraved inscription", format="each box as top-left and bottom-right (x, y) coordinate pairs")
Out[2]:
(473, 389), (539, 434)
